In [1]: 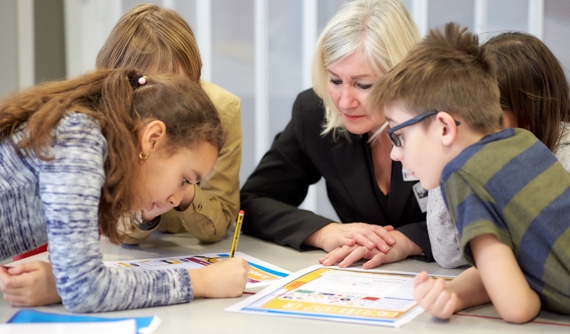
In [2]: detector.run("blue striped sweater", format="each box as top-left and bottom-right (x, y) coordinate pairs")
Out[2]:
(441, 128), (570, 314)
(0, 112), (192, 312)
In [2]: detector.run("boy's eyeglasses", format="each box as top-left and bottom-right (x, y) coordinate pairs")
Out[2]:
(387, 110), (460, 147)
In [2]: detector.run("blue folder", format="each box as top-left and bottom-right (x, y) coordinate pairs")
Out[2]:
(7, 309), (160, 334)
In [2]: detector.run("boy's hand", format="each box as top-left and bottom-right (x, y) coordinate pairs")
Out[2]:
(413, 271), (457, 320)
(0, 262), (61, 307)
(189, 257), (249, 298)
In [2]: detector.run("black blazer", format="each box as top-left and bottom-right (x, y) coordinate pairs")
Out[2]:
(241, 89), (432, 260)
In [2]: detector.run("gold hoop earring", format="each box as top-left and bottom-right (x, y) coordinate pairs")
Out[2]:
(139, 152), (148, 160)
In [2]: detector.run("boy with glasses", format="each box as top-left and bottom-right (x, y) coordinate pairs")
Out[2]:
(370, 22), (570, 323)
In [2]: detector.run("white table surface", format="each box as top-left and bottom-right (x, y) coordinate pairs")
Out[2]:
(1, 232), (569, 333)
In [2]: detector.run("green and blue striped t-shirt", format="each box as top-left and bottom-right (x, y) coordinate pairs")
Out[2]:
(441, 128), (570, 314)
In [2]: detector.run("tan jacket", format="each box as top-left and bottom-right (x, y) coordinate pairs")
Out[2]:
(121, 80), (242, 244)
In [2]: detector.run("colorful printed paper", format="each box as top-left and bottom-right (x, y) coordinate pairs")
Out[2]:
(104, 251), (291, 288)
(226, 265), (454, 328)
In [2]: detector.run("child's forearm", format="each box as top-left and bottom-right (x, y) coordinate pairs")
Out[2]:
(447, 266), (490, 312)
(471, 235), (541, 323)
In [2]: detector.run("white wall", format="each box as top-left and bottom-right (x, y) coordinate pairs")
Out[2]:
(0, 0), (34, 96)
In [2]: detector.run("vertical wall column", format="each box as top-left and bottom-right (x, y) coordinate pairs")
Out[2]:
(528, 0), (544, 38)
(195, 0), (212, 82)
(474, 0), (488, 36)
(17, 0), (35, 89)
(254, 0), (269, 163)
(300, 0), (319, 212)
(411, 0), (428, 37)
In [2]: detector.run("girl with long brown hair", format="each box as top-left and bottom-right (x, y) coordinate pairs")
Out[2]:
(0, 68), (248, 312)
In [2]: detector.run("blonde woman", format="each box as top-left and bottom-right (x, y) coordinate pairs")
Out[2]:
(241, 0), (430, 268)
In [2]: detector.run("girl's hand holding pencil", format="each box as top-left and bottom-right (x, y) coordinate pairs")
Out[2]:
(230, 210), (245, 258)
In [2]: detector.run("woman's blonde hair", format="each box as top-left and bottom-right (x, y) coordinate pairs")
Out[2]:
(312, 0), (421, 138)
(96, 4), (202, 81)
(0, 69), (224, 243)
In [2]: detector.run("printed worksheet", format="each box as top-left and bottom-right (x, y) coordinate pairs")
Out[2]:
(226, 265), (454, 327)
(104, 252), (291, 289)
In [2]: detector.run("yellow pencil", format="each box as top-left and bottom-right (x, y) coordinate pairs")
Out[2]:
(229, 210), (244, 258)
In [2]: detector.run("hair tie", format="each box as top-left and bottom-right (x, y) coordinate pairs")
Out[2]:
(129, 74), (147, 88)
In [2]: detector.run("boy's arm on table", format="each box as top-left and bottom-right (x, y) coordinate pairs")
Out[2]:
(414, 234), (540, 323)
(470, 234), (540, 323)
(414, 266), (488, 319)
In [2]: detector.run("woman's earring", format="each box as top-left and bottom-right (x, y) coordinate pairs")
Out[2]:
(139, 152), (149, 160)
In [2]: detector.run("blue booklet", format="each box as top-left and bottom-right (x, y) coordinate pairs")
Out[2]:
(7, 309), (161, 334)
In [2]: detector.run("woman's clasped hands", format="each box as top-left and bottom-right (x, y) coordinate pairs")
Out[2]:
(314, 223), (422, 269)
